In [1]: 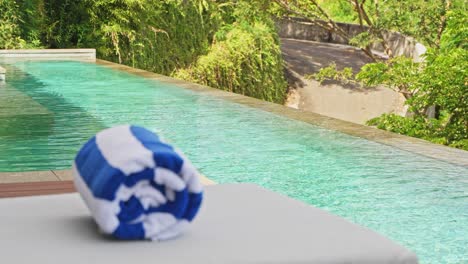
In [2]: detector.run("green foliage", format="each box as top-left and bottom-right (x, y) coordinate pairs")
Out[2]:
(175, 20), (287, 103)
(367, 0), (466, 48)
(2, 0), (220, 73)
(309, 62), (354, 84)
(0, 0), (26, 48)
(175, 0), (288, 103)
(16, 0), (49, 48)
(51, 0), (220, 75)
(367, 113), (467, 150)
(349, 32), (379, 49)
(365, 11), (468, 149)
(39, 0), (90, 48)
(367, 114), (438, 141)
(273, 0), (465, 56)
(311, 0), (467, 48)
(275, 0), (467, 149)
(411, 49), (467, 144)
(439, 9), (468, 50)
(1, 0), (288, 103)
(318, 38), (467, 149)
(317, 0), (357, 23)
(357, 57), (421, 99)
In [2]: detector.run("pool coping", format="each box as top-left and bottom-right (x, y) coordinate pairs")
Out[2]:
(0, 58), (466, 184)
(0, 49), (96, 61)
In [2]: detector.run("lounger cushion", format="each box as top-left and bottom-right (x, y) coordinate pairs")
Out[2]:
(0, 183), (418, 264)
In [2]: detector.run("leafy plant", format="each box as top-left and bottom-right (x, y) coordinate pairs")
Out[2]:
(175, 20), (287, 103)
(0, 0), (26, 49)
(308, 63), (354, 84)
(295, 3), (467, 149)
(368, 10), (467, 149)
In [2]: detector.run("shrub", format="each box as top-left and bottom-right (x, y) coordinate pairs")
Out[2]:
(0, 0), (26, 49)
(175, 21), (287, 103)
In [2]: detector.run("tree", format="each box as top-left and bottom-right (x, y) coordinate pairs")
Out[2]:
(273, 0), (467, 149)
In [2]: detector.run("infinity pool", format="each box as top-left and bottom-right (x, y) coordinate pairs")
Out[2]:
(1, 60), (467, 263)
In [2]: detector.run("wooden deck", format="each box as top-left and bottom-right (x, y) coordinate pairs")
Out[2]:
(0, 181), (75, 198)
(0, 172), (215, 198)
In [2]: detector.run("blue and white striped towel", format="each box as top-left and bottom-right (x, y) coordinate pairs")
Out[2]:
(72, 125), (203, 241)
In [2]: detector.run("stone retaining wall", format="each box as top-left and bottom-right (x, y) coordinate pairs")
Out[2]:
(277, 18), (426, 62)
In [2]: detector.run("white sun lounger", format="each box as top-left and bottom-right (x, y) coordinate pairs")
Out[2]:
(0, 183), (418, 264)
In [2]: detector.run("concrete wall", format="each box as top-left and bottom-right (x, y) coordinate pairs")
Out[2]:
(277, 18), (426, 62)
(0, 49), (96, 61)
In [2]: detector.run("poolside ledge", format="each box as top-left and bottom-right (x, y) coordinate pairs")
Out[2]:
(0, 49), (96, 61)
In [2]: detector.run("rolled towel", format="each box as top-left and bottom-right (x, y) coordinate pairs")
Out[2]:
(72, 125), (203, 241)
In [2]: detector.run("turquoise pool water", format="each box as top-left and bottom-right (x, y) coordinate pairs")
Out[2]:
(1, 61), (467, 263)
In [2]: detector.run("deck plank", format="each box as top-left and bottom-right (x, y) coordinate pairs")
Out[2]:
(0, 181), (75, 198)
